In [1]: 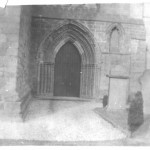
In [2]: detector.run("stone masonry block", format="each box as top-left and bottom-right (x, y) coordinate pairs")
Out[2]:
(7, 47), (18, 57)
(4, 101), (21, 114)
(0, 8), (5, 16)
(3, 88), (19, 101)
(0, 103), (4, 111)
(1, 24), (20, 34)
(0, 78), (6, 89)
(0, 15), (20, 24)
(29, 6), (146, 104)
(5, 6), (21, 17)
(7, 34), (19, 43)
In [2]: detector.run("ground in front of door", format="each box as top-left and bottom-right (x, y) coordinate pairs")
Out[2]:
(0, 99), (128, 145)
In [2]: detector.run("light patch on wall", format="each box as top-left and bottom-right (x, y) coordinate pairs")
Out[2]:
(144, 3), (150, 17)
(130, 39), (139, 53)
(130, 3), (143, 19)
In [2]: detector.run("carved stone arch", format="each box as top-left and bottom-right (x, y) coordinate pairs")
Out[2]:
(106, 23), (125, 52)
(37, 20), (96, 99)
(38, 20), (96, 63)
(52, 37), (85, 63)
(106, 23), (125, 36)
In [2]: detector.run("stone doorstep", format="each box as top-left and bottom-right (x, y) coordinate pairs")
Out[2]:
(35, 95), (94, 101)
(94, 108), (131, 137)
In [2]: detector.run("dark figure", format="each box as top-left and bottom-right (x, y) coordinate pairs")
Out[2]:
(103, 95), (108, 108)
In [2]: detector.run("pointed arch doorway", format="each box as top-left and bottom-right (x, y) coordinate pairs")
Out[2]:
(54, 41), (81, 97)
(37, 21), (96, 99)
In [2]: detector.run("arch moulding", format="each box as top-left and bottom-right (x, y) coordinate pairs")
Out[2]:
(37, 20), (97, 99)
(106, 23), (125, 53)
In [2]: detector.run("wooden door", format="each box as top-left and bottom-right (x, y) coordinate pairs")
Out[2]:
(54, 41), (81, 97)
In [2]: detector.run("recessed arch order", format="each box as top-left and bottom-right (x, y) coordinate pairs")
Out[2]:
(38, 20), (96, 98)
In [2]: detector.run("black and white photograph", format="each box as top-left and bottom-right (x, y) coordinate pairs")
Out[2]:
(0, 0), (150, 146)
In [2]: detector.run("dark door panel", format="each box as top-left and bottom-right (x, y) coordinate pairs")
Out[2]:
(54, 41), (81, 97)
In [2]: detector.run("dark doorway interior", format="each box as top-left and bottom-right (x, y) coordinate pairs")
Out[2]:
(54, 41), (81, 97)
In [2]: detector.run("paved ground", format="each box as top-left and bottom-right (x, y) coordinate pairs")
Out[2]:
(94, 108), (129, 136)
(0, 138), (148, 146)
(0, 99), (126, 143)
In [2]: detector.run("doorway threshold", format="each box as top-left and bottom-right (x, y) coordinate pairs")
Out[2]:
(35, 95), (94, 101)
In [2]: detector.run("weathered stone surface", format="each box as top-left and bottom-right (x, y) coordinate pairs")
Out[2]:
(0, 6), (32, 121)
(30, 5), (146, 100)
(32, 4), (143, 24)
(0, 33), (8, 56)
(0, 77), (6, 89)
(0, 4), (148, 121)
(5, 6), (21, 17)
(2, 90), (19, 102)
(108, 78), (129, 110)
(0, 102), (4, 111)
(11, 6), (32, 121)
(0, 7), (21, 115)
(4, 101), (21, 114)
(139, 69), (150, 114)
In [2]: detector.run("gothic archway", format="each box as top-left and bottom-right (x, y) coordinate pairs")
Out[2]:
(37, 20), (96, 99)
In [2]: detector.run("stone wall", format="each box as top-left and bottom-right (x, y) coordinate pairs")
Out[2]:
(143, 3), (150, 69)
(0, 4), (147, 121)
(16, 6), (32, 118)
(0, 6), (32, 121)
(31, 4), (143, 21)
(30, 4), (146, 99)
(0, 6), (21, 117)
